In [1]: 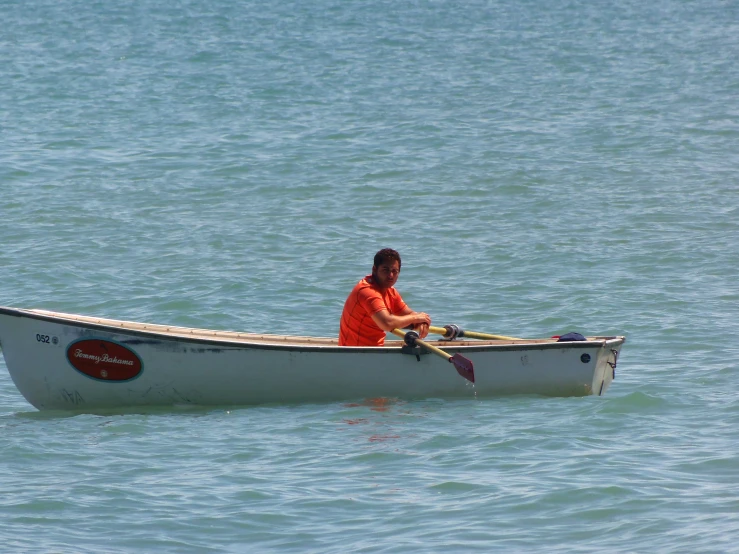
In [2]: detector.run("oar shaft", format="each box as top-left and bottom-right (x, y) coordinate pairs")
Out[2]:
(459, 330), (520, 341)
(391, 328), (475, 383)
(416, 338), (453, 360)
(428, 325), (519, 341)
(391, 329), (451, 361)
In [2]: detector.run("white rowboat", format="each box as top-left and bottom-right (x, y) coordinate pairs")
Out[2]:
(0, 306), (624, 411)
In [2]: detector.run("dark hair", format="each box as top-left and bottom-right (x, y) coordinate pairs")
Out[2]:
(373, 248), (401, 269)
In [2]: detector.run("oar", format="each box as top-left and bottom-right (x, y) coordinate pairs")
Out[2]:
(429, 325), (521, 341)
(391, 329), (474, 383)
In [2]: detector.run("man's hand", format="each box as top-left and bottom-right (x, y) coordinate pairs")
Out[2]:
(412, 312), (431, 339)
(414, 321), (430, 339)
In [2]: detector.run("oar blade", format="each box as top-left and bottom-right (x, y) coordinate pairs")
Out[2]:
(450, 353), (475, 383)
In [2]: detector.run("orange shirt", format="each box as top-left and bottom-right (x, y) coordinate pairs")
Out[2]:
(339, 275), (409, 346)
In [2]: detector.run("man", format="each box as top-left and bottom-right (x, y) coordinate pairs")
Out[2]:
(339, 248), (431, 346)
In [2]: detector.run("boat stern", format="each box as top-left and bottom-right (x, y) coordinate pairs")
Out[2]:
(590, 337), (624, 396)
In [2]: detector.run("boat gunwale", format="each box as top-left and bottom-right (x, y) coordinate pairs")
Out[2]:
(0, 306), (625, 353)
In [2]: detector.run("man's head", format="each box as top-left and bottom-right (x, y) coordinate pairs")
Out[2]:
(372, 248), (402, 289)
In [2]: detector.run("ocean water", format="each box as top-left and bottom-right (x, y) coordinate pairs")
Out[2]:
(2, 0), (739, 551)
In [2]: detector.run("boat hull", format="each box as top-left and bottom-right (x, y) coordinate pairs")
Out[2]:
(0, 307), (624, 411)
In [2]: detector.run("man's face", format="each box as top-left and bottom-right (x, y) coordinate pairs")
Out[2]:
(372, 260), (400, 289)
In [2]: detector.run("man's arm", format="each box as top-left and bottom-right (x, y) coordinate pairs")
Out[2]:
(371, 309), (431, 339)
(398, 305), (431, 339)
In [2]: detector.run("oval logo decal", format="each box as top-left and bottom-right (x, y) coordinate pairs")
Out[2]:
(67, 339), (142, 382)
